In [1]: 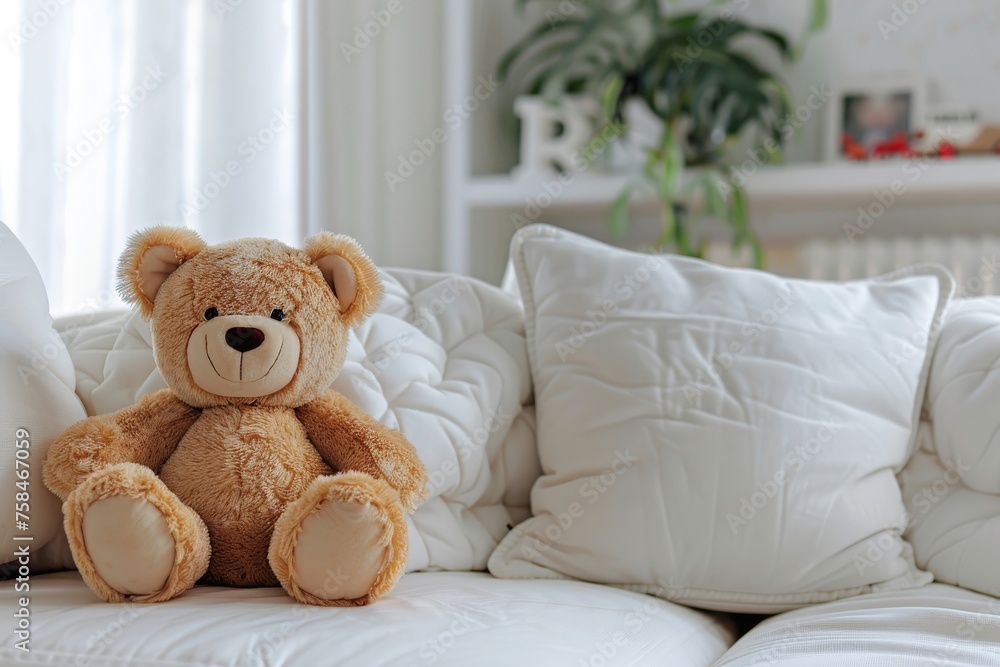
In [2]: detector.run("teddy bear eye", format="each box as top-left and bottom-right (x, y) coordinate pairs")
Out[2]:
(204, 307), (219, 320)
(270, 309), (285, 321)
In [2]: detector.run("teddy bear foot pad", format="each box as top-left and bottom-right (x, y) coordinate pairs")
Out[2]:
(64, 463), (211, 603)
(84, 496), (175, 594)
(269, 472), (408, 606)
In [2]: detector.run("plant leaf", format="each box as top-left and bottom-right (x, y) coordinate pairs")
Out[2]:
(609, 187), (631, 236)
(702, 173), (728, 222)
(796, 0), (828, 57)
(601, 71), (625, 122)
(663, 135), (684, 200)
(728, 185), (764, 268)
(806, 0), (828, 36)
(659, 202), (677, 248)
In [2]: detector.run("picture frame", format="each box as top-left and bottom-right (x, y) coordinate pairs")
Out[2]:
(824, 75), (926, 161)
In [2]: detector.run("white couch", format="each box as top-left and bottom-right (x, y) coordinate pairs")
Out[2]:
(3, 224), (1000, 666)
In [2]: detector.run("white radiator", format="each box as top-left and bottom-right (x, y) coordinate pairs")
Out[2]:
(797, 236), (1000, 297)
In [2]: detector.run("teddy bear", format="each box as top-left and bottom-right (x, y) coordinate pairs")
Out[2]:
(43, 226), (428, 606)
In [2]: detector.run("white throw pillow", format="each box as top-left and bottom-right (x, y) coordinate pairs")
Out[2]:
(56, 269), (540, 573)
(489, 224), (951, 612)
(0, 223), (87, 565)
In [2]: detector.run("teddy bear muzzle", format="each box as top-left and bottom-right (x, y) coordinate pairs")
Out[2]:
(186, 314), (302, 398)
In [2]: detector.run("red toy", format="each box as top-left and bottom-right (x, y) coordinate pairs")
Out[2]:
(872, 132), (912, 159)
(841, 133), (867, 160)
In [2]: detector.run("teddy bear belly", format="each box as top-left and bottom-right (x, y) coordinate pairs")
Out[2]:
(158, 406), (333, 587)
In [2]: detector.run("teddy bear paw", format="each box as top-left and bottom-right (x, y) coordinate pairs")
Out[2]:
(64, 463), (211, 603)
(269, 472), (408, 606)
(83, 495), (176, 595)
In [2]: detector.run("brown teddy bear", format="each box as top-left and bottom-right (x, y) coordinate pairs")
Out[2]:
(43, 226), (428, 606)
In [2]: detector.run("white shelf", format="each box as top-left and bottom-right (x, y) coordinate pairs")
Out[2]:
(466, 157), (1000, 212)
(467, 173), (632, 207)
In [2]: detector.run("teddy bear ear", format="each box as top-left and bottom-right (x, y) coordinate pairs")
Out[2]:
(304, 233), (383, 327)
(116, 226), (207, 318)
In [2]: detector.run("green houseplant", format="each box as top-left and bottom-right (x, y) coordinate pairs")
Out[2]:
(499, 0), (827, 267)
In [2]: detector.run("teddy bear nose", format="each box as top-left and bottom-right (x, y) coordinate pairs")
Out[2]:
(225, 327), (265, 353)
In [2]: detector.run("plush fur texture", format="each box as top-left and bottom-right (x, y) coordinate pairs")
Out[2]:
(117, 226), (208, 318)
(44, 228), (428, 606)
(297, 392), (429, 512)
(303, 234), (383, 329)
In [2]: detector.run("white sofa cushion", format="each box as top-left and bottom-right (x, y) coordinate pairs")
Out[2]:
(904, 297), (1000, 597)
(0, 570), (737, 665)
(489, 224), (951, 613)
(926, 297), (1000, 496)
(56, 269), (540, 573)
(0, 223), (87, 564)
(716, 583), (1000, 666)
(900, 432), (1000, 600)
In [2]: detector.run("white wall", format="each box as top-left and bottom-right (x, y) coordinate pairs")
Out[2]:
(719, 0), (1000, 163)
(375, 0), (446, 271)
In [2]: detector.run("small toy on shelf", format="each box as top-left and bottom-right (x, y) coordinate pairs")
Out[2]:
(937, 142), (957, 159)
(841, 133), (868, 161)
(916, 107), (1000, 158)
(872, 131), (913, 159)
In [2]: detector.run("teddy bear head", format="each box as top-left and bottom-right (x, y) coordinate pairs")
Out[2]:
(117, 226), (382, 409)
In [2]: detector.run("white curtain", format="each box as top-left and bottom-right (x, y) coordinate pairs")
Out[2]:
(0, 0), (396, 315)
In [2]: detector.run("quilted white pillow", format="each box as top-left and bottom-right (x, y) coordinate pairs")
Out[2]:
(902, 297), (1000, 597)
(0, 223), (87, 565)
(489, 224), (951, 613)
(899, 424), (1000, 599)
(925, 297), (1000, 496)
(56, 269), (539, 573)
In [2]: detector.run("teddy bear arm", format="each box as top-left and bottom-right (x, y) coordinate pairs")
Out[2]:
(297, 393), (428, 512)
(43, 389), (200, 501)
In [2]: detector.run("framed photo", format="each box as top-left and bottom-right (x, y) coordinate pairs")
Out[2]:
(824, 76), (926, 161)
